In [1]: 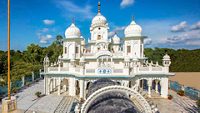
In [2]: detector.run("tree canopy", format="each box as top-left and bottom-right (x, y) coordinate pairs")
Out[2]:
(0, 35), (63, 85)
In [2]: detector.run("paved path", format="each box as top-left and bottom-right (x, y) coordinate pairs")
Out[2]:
(149, 90), (198, 113)
(54, 96), (75, 113)
(0, 80), (75, 113)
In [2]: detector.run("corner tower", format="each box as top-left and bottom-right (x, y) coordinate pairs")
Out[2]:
(124, 18), (146, 59)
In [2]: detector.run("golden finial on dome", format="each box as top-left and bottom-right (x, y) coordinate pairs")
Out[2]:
(132, 16), (134, 21)
(72, 17), (75, 24)
(98, 1), (101, 13)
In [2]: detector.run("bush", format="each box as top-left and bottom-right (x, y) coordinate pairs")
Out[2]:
(177, 90), (184, 96)
(168, 94), (173, 100)
(11, 87), (19, 94)
(35, 91), (42, 98)
(26, 82), (31, 87)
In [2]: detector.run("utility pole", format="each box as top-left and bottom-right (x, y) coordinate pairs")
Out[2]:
(7, 0), (11, 100)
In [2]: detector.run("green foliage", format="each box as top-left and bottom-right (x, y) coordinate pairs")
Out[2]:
(177, 90), (185, 96)
(144, 48), (200, 72)
(0, 35), (63, 86)
(168, 94), (173, 100)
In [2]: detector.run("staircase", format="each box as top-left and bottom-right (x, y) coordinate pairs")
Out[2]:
(54, 96), (75, 113)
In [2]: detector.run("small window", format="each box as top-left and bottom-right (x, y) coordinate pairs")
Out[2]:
(98, 27), (101, 30)
(65, 47), (67, 54)
(127, 46), (131, 53)
(97, 35), (101, 40)
(75, 47), (79, 53)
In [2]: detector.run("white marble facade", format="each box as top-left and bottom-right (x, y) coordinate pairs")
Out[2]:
(42, 2), (174, 100)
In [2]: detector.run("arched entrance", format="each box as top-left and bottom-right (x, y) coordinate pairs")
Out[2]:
(81, 85), (153, 113)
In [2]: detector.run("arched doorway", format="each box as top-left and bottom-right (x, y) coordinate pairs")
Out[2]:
(139, 79), (148, 91)
(81, 85), (153, 113)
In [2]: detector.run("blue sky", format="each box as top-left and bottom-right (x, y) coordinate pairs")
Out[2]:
(0, 0), (200, 51)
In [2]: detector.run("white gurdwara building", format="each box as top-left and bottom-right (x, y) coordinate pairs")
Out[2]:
(42, 2), (174, 113)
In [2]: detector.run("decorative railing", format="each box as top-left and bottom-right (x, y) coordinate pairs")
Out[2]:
(137, 66), (165, 73)
(48, 67), (58, 71)
(152, 67), (162, 71)
(139, 67), (149, 71)
(60, 67), (69, 71)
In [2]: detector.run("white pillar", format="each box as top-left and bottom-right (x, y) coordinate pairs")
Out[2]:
(135, 79), (139, 91)
(54, 78), (56, 91)
(58, 77), (61, 95)
(39, 69), (42, 78)
(161, 78), (168, 98)
(51, 79), (53, 92)
(79, 80), (85, 99)
(148, 79), (152, 97)
(44, 76), (46, 94)
(155, 80), (159, 93)
(63, 85), (67, 92)
(69, 78), (76, 96)
(47, 77), (50, 95)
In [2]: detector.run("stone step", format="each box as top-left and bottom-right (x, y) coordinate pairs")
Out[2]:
(54, 96), (74, 113)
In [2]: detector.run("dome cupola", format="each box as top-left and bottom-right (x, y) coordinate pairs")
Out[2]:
(65, 23), (81, 38)
(124, 18), (142, 37)
(91, 2), (107, 28)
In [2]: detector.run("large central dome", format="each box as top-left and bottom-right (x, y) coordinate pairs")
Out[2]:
(91, 13), (107, 26)
(91, 2), (107, 28)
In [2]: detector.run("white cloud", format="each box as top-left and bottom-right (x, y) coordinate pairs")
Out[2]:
(144, 38), (152, 45)
(43, 19), (55, 25)
(55, 0), (95, 20)
(159, 29), (200, 45)
(186, 40), (200, 46)
(120, 0), (135, 8)
(190, 21), (200, 30)
(108, 26), (126, 37)
(39, 34), (53, 44)
(171, 21), (187, 32)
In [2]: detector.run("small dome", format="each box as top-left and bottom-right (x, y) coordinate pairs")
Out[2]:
(91, 13), (107, 27)
(65, 23), (81, 38)
(124, 20), (142, 37)
(112, 34), (120, 44)
(163, 54), (170, 60)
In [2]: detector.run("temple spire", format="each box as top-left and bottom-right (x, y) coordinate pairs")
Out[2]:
(98, 1), (101, 13)
(72, 17), (75, 24)
(132, 16), (134, 21)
